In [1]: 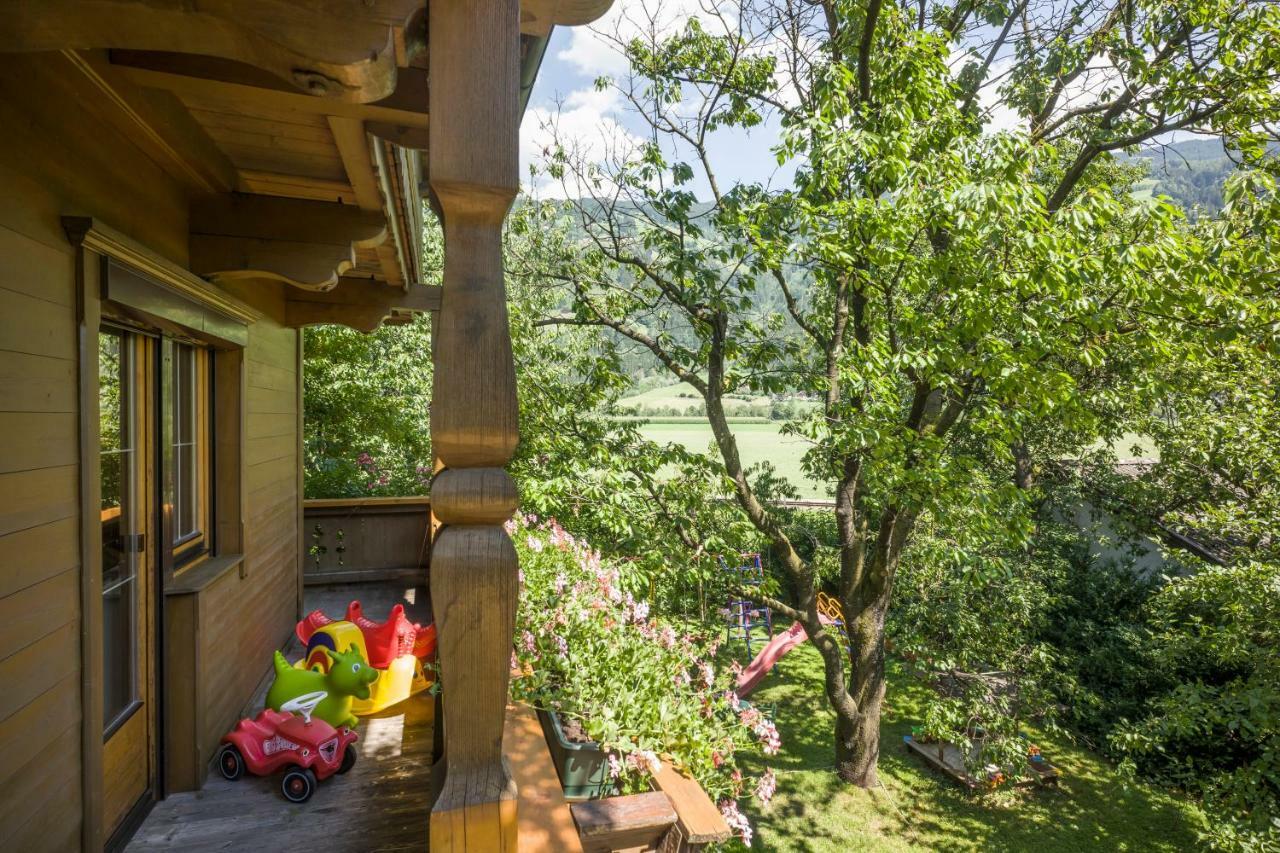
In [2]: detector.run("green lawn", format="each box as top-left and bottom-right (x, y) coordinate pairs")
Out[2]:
(726, 641), (1203, 852)
(638, 420), (827, 500)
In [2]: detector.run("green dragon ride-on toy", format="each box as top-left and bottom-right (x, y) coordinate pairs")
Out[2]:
(266, 645), (377, 730)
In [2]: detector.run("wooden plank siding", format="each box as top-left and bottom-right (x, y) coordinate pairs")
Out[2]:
(0, 51), (304, 849)
(163, 292), (303, 794)
(0, 72), (91, 846)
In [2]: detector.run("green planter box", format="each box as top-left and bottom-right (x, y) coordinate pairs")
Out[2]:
(537, 708), (619, 801)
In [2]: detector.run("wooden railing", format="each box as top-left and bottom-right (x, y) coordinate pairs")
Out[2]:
(302, 496), (431, 585)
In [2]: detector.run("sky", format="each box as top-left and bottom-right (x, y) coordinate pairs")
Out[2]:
(518, 4), (1205, 200)
(520, 10), (796, 199)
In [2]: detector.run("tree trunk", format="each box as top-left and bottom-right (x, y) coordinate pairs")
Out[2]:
(834, 596), (889, 786)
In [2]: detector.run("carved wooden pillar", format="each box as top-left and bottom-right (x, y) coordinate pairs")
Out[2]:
(427, 1), (521, 851)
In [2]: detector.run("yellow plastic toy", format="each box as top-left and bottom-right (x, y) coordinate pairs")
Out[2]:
(294, 620), (430, 715)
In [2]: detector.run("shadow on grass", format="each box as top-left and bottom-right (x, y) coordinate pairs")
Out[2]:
(718, 636), (1202, 853)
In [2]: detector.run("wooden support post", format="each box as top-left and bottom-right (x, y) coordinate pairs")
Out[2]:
(427, 1), (522, 851)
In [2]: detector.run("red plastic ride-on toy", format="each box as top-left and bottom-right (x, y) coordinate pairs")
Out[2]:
(217, 696), (359, 803)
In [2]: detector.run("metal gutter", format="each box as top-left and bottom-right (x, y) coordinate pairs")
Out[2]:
(373, 140), (413, 292)
(520, 29), (553, 117)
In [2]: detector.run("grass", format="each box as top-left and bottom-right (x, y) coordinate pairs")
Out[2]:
(620, 381), (712, 410)
(637, 420), (827, 500)
(723, 640), (1203, 852)
(620, 380), (1157, 501)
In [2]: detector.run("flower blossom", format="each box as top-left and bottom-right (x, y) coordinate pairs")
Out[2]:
(554, 635), (569, 657)
(607, 753), (622, 780)
(699, 662), (715, 690)
(624, 598), (650, 625)
(719, 799), (753, 847)
(755, 769), (777, 806)
(626, 749), (661, 777)
(553, 572), (568, 595)
(754, 719), (781, 755)
(526, 535), (544, 553)
(520, 630), (537, 654)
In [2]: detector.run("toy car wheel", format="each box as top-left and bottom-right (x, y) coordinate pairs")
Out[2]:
(337, 746), (358, 775)
(281, 767), (317, 803)
(217, 745), (245, 781)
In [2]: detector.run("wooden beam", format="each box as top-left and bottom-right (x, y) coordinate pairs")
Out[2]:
(237, 171), (357, 204)
(191, 236), (354, 292)
(326, 118), (382, 211)
(285, 280), (441, 332)
(191, 194), (386, 247)
(651, 762), (733, 847)
(327, 116), (406, 286)
(427, 1), (522, 851)
(109, 53), (430, 129)
(520, 0), (616, 34)
(61, 51), (238, 195)
(190, 194), (387, 291)
(367, 121), (430, 151)
(5, 0), (424, 103)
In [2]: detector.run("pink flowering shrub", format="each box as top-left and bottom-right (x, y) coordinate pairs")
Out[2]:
(509, 513), (777, 845)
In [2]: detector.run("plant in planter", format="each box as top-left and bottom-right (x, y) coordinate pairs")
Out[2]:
(509, 513), (779, 846)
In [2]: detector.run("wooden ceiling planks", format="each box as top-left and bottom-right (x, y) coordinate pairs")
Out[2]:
(8, 0), (427, 103)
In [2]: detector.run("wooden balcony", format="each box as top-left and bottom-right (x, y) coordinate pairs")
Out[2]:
(125, 576), (726, 852)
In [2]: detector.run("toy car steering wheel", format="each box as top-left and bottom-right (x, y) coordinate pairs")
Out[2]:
(280, 690), (328, 724)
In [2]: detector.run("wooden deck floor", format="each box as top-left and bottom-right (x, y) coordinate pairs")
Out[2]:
(128, 582), (435, 853)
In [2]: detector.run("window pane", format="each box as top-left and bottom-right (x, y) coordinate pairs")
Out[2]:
(99, 329), (137, 730)
(100, 329), (134, 592)
(179, 442), (195, 537)
(175, 344), (193, 444)
(169, 343), (205, 550)
(103, 577), (136, 725)
(101, 451), (129, 590)
(99, 332), (123, 452)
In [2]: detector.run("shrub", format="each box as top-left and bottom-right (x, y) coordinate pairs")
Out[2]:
(509, 514), (779, 846)
(1110, 561), (1280, 851)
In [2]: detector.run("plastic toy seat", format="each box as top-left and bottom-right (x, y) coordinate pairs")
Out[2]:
(295, 619), (431, 715)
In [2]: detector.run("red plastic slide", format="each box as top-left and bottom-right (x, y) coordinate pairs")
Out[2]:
(735, 622), (807, 697)
(734, 615), (837, 697)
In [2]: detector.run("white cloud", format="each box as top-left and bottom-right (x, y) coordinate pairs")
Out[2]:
(556, 0), (726, 78)
(520, 85), (641, 198)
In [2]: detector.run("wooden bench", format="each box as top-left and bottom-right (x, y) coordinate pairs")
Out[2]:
(571, 791), (677, 853)
(904, 735), (1060, 789)
(567, 761), (732, 853)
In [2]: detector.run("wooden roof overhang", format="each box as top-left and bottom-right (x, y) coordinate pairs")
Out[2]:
(6, 0), (612, 332)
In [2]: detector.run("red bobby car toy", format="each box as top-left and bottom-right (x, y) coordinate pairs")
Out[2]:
(217, 704), (359, 803)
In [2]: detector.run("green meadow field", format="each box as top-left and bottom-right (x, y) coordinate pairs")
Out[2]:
(636, 420), (828, 500)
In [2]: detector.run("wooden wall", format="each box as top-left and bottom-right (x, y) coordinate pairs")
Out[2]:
(185, 284), (303, 781)
(0, 51), (189, 853)
(0, 53), (302, 849)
